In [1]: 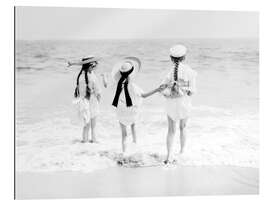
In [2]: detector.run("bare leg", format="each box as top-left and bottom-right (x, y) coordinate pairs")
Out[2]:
(90, 117), (98, 143)
(120, 122), (128, 153)
(82, 122), (90, 143)
(131, 123), (137, 143)
(179, 118), (188, 154)
(165, 116), (176, 162)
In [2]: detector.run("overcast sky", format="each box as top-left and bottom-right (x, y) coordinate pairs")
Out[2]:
(15, 7), (258, 40)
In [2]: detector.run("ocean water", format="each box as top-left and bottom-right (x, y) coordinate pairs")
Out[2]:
(15, 39), (259, 172)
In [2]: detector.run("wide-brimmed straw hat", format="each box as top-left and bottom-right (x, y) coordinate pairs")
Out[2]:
(170, 45), (187, 58)
(111, 57), (141, 82)
(82, 55), (101, 63)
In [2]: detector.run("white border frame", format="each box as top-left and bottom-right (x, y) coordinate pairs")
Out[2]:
(1, 0), (269, 202)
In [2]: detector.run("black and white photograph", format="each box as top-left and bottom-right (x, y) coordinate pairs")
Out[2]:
(15, 6), (259, 199)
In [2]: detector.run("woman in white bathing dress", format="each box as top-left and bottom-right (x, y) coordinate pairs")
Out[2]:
(68, 56), (106, 143)
(111, 57), (167, 154)
(160, 45), (197, 164)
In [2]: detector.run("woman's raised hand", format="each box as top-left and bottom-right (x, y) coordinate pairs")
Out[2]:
(157, 83), (169, 92)
(67, 61), (72, 67)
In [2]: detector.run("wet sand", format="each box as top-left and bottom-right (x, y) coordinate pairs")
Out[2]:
(15, 166), (259, 199)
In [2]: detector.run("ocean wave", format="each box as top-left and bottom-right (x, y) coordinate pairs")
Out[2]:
(159, 59), (170, 63)
(198, 54), (222, 60)
(16, 106), (259, 172)
(34, 54), (49, 59)
(16, 66), (44, 71)
(53, 57), (67, 61)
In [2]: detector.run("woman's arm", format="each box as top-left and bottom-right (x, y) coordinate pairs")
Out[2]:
(186, 71), (197, 96)
(100, 73), (108, 88)
(141, 84), (168, 98)
(67, 60), (82, 67)
(141, 88), (159, 98)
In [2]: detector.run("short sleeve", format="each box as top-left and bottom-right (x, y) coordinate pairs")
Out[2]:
(91, 74), (101, 95)
(133, 84), (144, 97)
(130, 83), (144, 106)
(104, 72), (117, 87)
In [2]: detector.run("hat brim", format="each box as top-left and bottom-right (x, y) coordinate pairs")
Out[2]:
(111, 57), (141, 82)
(82, 56), (101, 64)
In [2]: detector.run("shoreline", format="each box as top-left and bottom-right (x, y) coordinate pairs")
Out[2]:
(16, 165), (259, 199)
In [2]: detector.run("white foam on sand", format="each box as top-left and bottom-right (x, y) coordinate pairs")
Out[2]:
(16, 105), (259, 173)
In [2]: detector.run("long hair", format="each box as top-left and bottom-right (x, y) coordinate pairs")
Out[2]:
(84, 68), (91, 99)
(74, 58), (94, 100)
(170, 55), (185, 91)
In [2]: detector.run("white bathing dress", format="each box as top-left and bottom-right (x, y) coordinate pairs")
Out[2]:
(114, 81), (144, 126)
(73, 72), (101, 124)
(161, 63), (197, 121)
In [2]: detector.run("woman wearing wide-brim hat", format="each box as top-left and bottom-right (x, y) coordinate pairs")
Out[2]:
(111, 57), (167, 154)
(160, 45), (197, 164)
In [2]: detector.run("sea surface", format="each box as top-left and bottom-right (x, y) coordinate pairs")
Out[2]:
(15, 39), (259, 172)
